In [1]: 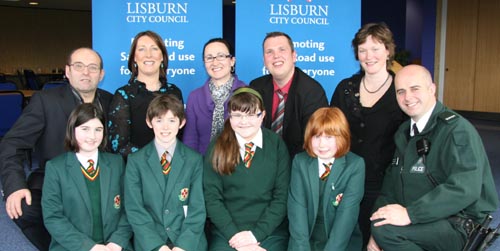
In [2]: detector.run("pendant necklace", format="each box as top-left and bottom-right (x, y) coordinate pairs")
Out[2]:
(362, 73), (390, 94)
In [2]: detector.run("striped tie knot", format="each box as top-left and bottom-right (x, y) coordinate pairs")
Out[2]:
(243, 142), (255, 168)
(87, 159), (95, 173)
(320, 162), (332, 181)
(81, 159), (99, 181)
(161, 151), (171, 175)
(271, 89), (286, 136)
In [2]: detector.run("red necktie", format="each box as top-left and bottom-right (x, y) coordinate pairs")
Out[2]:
(320, 162), (332, 181)
(243, 142), (255, 168)
(161, 151), (171, 175)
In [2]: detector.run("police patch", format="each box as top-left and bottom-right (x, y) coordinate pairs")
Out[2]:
(411, 158), (426, 173)
(410, 165), (426, 173)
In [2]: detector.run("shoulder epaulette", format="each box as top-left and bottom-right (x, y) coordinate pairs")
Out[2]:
(438, 110), (459, 123)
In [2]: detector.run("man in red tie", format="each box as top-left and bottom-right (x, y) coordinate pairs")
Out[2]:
(250, 31), (328, 158)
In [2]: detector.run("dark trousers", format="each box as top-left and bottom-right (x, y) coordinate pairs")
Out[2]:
(13, 173), (50, 251)
(359, 188), (380, 250)
(371, 218), (466, 251)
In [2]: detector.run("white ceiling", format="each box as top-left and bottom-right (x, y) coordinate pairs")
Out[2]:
(0, 0), (234, 11)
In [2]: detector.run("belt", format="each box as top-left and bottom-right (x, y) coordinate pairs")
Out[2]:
(449, 216), (476, 236)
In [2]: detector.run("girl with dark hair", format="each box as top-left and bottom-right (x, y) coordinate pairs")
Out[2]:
(204, 87), (290, 251)
(42, 103), (132, 251)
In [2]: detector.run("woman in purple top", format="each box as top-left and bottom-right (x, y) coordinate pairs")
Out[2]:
(183, 38), (246, 154)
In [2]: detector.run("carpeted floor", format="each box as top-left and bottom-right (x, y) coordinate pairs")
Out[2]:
(0, 116), (499, 251)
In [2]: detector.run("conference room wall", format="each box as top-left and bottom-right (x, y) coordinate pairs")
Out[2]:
(0, 6), (91, 76)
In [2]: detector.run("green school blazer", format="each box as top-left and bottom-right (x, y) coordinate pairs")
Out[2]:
(125, 141), (207, 251)
(42, 151), (132, 251)
(288, 152), (365, 251)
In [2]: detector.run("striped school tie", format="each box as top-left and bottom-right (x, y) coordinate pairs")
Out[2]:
(243, 142), (255, 168)
(320, 162), (332, 181)
(271, 89), (285, 136)
(81, 159), (99, 181)
(161, 151), (171, 175)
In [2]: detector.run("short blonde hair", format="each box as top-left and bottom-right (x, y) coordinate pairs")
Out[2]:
(303, 107), (351, 158)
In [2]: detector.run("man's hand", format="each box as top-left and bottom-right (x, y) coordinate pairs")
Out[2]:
(370, 204), (411, 227)
(367, 235), (382, 251)
(5, 189), (31, 219)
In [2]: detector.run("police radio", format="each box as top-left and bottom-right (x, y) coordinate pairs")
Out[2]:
(416, 138), (438, 187)
(416, 138), (431, 158)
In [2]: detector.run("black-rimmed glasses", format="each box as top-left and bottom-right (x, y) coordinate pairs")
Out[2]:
(204, 54), (232, 63)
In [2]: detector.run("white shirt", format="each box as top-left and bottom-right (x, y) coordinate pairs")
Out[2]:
(76, 151), (98, 169)
(317, 157), (335, 178)
(410, 103), (436, 137)
(155, 139), (177, 163)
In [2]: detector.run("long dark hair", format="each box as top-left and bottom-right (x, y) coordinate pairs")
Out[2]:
(210, 87), (264, 175)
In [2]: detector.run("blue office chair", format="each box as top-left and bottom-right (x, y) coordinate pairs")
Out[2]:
(0, 81), (18, 90)
(23, 69), (41, 90)
(42, 80), (68, 90)
(0, 91), (24, 137)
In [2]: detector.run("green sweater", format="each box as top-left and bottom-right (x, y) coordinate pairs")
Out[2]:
(204, 128), (290, 241)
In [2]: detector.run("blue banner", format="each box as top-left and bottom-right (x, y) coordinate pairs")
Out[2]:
(235, 0), (360, 100)
(92, 0), (222, 100)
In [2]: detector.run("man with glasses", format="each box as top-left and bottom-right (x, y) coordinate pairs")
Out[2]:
(0, 47), (113, 251)
(250, 31), (328, 158)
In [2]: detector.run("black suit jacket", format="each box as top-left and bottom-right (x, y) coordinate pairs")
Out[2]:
(0, 84), (112, 197)
(250, 67), (328, 157)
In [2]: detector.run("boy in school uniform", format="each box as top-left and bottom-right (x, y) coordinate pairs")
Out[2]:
(124, 94), (207, 251)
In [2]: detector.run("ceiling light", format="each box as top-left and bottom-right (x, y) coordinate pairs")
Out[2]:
(29, 1), (39, 5)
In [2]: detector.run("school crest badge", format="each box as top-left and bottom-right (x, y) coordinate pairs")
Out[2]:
(114, 195), (121, 209)
(178, 188), (189, 201)
(332, 193), (343, 207)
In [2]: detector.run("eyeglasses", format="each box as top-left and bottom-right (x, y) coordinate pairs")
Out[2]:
(204, 54), (232, 63)
(69, 62), (101, 73)
(229, 112), (262, 121)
